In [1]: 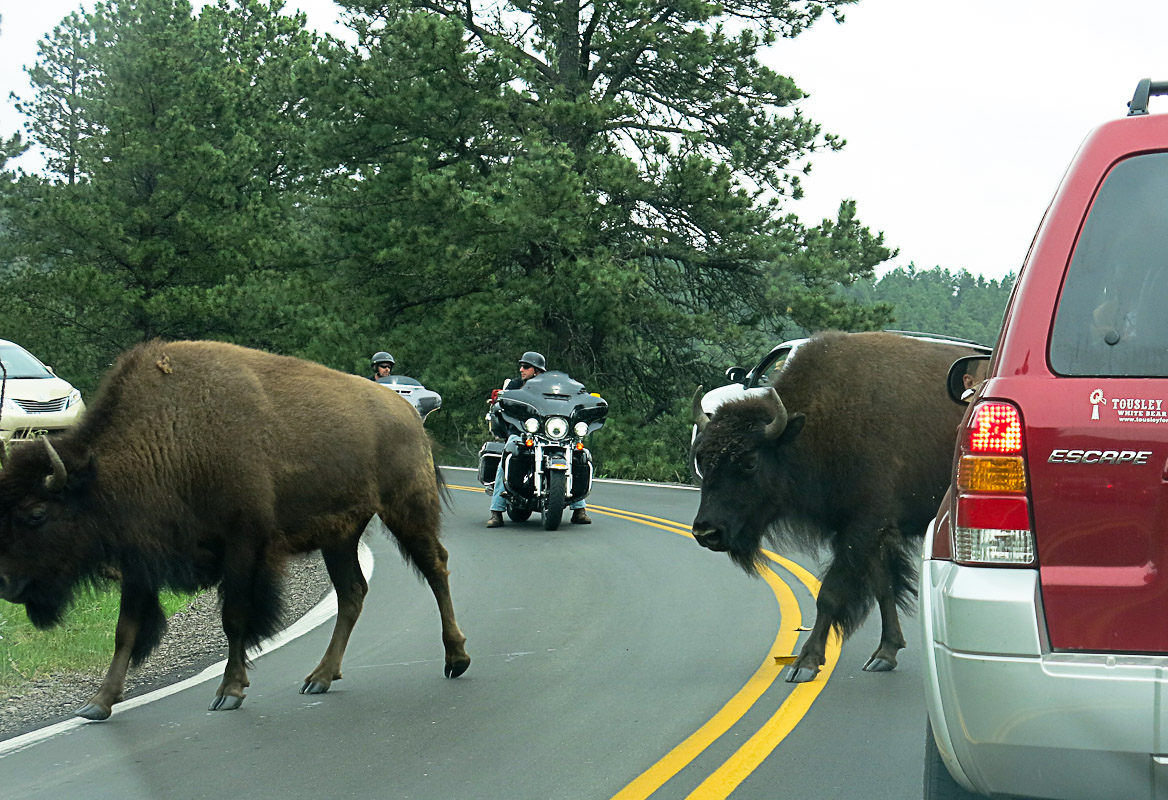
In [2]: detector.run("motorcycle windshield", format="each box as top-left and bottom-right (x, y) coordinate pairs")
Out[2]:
(496, 371), (608, 430)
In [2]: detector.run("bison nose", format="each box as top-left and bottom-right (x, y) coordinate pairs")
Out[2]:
(0, 572), (26, 603)
(692, 525), (726, 551)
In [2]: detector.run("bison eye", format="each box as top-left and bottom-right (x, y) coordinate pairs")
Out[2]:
(740, 453), (759, 474)
(18, 506), (48, 528)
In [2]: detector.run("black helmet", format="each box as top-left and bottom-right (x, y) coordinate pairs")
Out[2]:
(518, 351), (546, 371)
(371, 351), (395, 367)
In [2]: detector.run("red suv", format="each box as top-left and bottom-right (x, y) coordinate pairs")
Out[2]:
(921, 79), (1168, 799)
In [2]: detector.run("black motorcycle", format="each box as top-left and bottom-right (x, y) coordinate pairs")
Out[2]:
(478, 371), (608, 530)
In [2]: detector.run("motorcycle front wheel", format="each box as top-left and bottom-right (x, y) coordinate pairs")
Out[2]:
(542, 471), (566, 530)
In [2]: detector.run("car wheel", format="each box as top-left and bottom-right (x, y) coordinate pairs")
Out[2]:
(924, 718), (983, 799)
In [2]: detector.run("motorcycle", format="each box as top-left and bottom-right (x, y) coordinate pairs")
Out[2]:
(478, 371), (608, 530)
(376, 376), (442, 421)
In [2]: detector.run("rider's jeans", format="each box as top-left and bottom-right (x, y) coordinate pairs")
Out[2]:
(491, 434), (585, 512)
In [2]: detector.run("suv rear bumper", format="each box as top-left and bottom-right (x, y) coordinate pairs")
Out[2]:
(921, 522), (1168, 799)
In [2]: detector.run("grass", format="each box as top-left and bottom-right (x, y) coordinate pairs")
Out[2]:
(0, 585), (195, 693)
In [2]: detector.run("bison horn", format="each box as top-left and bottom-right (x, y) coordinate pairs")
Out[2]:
(762, 388), (789, 440)
(692, 386), (710, 433)
(42, 437), (67, 492)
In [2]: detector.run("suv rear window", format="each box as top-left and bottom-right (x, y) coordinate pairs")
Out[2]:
(1050, 152), (1168, 376)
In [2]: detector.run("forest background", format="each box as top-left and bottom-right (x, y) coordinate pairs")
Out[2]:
(0, 0), (1013, 483)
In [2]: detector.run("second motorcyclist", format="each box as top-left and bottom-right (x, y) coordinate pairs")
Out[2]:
(486, 351), (591, 527)
(370, 351), (395, 381)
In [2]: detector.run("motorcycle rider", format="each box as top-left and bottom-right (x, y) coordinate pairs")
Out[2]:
(370, 351), (395, 381)
(486, 351), (592, 528)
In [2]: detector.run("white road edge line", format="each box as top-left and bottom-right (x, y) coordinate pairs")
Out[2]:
(0, 541), (375, 758)
(3, 470), (691, 756)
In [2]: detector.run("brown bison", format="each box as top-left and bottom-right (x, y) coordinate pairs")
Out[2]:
(690, 331), (980, 683)
(0, 340), (470, 720)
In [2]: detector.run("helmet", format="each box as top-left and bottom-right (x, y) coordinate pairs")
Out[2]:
(518, 351), (546, 371)
(371, 351), (395, 367)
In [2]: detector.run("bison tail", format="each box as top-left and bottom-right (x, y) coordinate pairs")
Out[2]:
(129, 595), (168, 667)
(434, 462), (452, 510)
(217, 556), (285, 667)
(889, 541), (920, 614)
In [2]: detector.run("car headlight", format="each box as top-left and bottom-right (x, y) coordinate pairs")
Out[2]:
(573, 421), (588, 437)
(66, 389), (82, 409)
(524, 417), (540, 433)
(545, 417), (569, 439)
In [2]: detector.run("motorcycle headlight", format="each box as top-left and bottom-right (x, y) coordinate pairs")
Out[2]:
(545, 417), (569, 439)
(524, 417), (540, 433)
(573, 421), (589, 437)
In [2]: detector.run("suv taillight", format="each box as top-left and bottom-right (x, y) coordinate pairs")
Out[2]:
(938, 401), (1036, 566)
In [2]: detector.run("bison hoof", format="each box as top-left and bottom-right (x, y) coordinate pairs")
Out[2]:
(445, 657), (471, 679)
(209, 694), (245, 711)
(300, 680), (331, 695)
(862, 655), (897, 672)
(784, 665), (820, 683)
(75, 702), (112, 721)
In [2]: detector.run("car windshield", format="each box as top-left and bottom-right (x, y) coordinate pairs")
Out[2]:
(748, 346), (795, 388)
(0, 343), (52, 379)
(1050, 152), (1168, 376)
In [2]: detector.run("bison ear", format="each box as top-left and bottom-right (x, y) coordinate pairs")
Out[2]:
(776, 412), (806, 445)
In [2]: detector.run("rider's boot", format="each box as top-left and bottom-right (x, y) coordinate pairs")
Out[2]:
(571, 509), (592, 525)
(487, 510), (505, 528)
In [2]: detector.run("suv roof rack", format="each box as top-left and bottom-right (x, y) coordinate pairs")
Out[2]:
(883, 329), (993, 351)
(1127, 78), (1168, 116)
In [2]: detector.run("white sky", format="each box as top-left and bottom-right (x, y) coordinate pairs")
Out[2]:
(3, 0), (1168, 282)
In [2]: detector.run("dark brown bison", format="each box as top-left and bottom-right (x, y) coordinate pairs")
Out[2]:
(690, 331), (979, 683)
(0, 340), (470, 720)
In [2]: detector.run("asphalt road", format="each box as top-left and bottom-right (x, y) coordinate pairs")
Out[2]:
(1, 469), (928, 800)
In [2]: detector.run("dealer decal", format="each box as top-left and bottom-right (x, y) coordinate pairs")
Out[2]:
(1048, 449), (1152, 464)
(1088, 389), (1168, 424)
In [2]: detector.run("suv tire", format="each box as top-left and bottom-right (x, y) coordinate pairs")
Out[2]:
(925, 719), (982, 799)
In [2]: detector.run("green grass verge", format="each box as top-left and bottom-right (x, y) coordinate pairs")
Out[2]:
(0, 586), (195, 693)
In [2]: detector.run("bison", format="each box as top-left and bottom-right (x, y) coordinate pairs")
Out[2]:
(0, 340), (470, 720)
(690, 331), (980, 683)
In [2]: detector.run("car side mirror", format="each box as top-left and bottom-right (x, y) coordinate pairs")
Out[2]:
(725, 366), (747, 384)
(947, 354), (992, 404)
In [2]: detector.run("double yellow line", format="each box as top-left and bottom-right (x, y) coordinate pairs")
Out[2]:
(447, 485), (840, 798)
(588, 505), (840, 800)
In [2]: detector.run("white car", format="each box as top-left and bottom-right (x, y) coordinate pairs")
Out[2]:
(0, 339), (86, 442)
